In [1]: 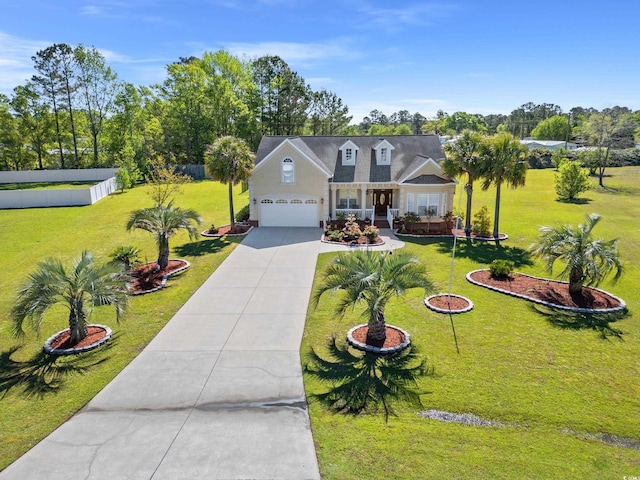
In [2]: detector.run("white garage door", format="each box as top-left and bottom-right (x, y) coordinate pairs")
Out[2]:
(260, 197), (319, 227)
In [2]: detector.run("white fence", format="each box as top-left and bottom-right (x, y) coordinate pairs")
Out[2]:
(0, 169), (118, 209)
(0, 168), (118, 183)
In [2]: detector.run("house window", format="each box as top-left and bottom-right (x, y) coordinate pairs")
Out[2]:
(282, 158), (295, 184)
(407, 193), (415, 213)
(345, 148), (353, 163)
(380, 148), (387, 162)
(338, 189), (359, 209)
(417, 194), (440, 216)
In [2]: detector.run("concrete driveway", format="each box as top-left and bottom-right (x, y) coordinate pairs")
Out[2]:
(1, 227), (403, 480)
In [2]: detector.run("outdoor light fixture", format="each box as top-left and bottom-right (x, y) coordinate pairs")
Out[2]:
(253, 198), (256, 205)
(321, 198), (324, 204)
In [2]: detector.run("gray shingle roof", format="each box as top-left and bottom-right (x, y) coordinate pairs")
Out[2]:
(404, 174), (453, 185)
(254, 135), (447, 184)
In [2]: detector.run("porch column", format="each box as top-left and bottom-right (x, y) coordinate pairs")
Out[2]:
(330, 184), (337, 219)
(323, 181), (330, 226)
(360, 185), (367, 218)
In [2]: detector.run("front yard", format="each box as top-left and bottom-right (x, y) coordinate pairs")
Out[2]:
(303, 167), (640, 479)
(0, 181), (248, 470)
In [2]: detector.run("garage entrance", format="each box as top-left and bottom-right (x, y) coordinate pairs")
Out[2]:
(259, 196), (320, 227)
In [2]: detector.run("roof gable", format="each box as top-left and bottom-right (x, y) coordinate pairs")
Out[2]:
(253, 137), (332, 177)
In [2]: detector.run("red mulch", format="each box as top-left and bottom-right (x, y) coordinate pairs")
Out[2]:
(351, 325), (405, 349)
(208, 224), (251, 235)
(469, 270), (622, 310)
(428, 294), (470, 311)
(48, 325), (108, 350)
(129, 260), (188, 293)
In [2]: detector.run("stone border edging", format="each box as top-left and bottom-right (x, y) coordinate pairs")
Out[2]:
(129, 259), (191, 296)
(44, 324), (112, 355)
(201, 225), (254, 237)
(394, 229), (453, 239)
(466, 269), (626, 313)
(425, 293), (474, 314)
(346, 324), (411, 354)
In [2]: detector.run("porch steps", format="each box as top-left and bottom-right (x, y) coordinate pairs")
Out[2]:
(374, 219), (390, 229)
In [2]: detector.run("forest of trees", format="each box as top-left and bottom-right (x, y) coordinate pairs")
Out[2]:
(1, 42), (639, 172)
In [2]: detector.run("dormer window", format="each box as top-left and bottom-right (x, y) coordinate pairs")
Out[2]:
(339, 140), (358, 166)
(282, 157), (295, 183)
(375, 139), (394, 165)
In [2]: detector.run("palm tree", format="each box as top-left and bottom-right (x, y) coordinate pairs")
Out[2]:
(205, 136), (254, 230)
(442, 130), (484, 236)
(126, 200), (202, 270)
(312, 250), (435, 343)
(530, 213), (623, 295)
(479, 132), (528, 239)
(11, 251), (129, 344)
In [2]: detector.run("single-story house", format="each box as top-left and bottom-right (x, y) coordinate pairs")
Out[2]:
(520, 139), (578, 151)
(248, 135), (456, 227)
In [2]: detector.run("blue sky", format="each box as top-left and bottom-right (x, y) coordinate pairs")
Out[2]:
(1, 0), (639, 123)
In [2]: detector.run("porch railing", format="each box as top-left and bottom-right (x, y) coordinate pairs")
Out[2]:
(335, 208), (375, 221)
(387, 207), (399, 229)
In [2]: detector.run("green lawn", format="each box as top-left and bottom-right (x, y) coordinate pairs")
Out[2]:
(0, 181), (99, 190)
(0, 181), (248, 471)
(303, 167), (640, 479)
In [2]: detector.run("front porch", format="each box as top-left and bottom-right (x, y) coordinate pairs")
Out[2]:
(330, 184), (399, 226)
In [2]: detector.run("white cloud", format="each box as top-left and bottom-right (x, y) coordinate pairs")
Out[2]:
(0, 31), (51, 94)
(223, 39), (359, 68)
(357, 2), (458, 29)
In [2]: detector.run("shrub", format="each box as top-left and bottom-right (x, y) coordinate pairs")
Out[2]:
(555, 160), (591, 201)
(363, 225), (379, 242)
(208, 224), (218, 234)
(115, 168), (132, 192)
(489, 259), (515, 279)
(472, 206), (491, 237)
(328, 230), (344, 242)
(235, 204), (250, 222)
(109, 245), (140, 271)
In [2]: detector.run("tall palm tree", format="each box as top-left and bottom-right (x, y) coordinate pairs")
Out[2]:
(312, 250), (435, 343)
(11, 251), (129, 344)
(530, 213), (623, 295)
(442, 130), (484, 236)
(126, 200), (202, 270)
(205, 136), (254, 230)
(479, 132), (528, 239)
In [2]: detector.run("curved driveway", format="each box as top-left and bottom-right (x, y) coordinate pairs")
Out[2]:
(1, 227), (403, 480)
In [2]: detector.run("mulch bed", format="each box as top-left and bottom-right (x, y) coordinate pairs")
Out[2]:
(427, 294), (471, 311)
(202, 224), (252, 236)
(129, 260), (188, 294)
(452, 229), (508, 241)
(322, 235), (384, 246)
(48, 325), (108, 350)
(468, 270), (623, 310)
(350, 324), (405, 349)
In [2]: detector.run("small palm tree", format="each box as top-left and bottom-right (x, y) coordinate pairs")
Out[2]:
(530, 213), (623, 295)
(479, 132), (528, 239)
(11, 251), (129, 345)
(205, 136), (254, 230)
(126, 200), (202, 270)
(443, 130), (484, 236)
(312, 250), (435, 343)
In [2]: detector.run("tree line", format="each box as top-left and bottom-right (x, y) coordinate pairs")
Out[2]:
(1, 42), (639, 173)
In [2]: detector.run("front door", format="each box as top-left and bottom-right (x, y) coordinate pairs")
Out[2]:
(373, 189), (393, 216)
